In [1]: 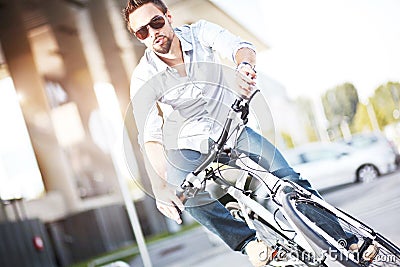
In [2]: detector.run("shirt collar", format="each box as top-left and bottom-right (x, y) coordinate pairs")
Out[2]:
(176, 30), (193, 52)
(147, 49), (168, 71)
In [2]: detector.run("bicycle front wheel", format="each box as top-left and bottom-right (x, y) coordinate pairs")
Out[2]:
(282, 193), (400, 267)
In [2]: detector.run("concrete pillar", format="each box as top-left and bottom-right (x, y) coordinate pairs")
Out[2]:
(42, 0), (98, 132)
(0, 0), (81, 210)
(88, 0), (130, 106)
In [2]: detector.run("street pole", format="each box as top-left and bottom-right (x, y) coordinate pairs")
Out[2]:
(94, 83), (152, 267)
(391, 85), (400, 120)
(366, 101), (380, 132)
(340, 119), (352, 141)
(112, 136), (153, 267)
(312, 95), (330, 142)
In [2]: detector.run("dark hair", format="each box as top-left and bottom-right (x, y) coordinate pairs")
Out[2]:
(123, 0), (168, 33)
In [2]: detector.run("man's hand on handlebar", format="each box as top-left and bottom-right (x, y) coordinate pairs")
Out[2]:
(153, 184), (185, 224)
(236, 63), (257, 99)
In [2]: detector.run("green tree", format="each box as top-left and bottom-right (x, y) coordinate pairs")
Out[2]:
(370, 82), (400, 128)
(351, 102), (372, 132)
(321, 83), (359, 138)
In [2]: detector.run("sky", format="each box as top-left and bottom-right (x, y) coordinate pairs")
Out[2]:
(211, 0), (400, 102)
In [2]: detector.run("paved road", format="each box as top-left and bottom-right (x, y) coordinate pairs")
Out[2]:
(129, 170), (400, 267)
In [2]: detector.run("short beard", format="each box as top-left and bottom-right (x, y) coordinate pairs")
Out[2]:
(153, 35), (173, 54)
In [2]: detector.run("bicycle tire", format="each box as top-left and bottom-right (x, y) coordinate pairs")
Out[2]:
(225, 202), (327, 267)
(282, 193), (400, 267)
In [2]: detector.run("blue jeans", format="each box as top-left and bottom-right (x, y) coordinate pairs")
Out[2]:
(166, 127), (338, 251)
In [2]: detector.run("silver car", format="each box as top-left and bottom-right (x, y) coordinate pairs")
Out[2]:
(343, 132), (400, 168)
(283, 139), (397, 191)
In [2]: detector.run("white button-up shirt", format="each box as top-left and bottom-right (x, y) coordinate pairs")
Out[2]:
(130, 20), (256, 153)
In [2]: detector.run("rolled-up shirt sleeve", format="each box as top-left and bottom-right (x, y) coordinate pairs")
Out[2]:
(196, 19), (256, 63)
(130, 71), (163, 149)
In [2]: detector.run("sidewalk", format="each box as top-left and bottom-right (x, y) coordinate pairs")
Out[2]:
(127, 226), (344, 267)
(129, 226), (252, 267)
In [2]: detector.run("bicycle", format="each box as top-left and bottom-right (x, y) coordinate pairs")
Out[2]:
(176, 93), (400, 267)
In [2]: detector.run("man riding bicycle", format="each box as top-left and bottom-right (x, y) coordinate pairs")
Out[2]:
(123, 1), (376, 266)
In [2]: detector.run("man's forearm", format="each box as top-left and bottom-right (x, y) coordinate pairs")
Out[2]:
(143, 141), (167, 188)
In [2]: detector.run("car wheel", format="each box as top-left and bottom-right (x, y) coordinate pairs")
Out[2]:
(356, 164), (379, 183)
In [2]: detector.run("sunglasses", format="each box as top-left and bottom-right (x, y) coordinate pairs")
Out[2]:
(134, 15), (166, 40)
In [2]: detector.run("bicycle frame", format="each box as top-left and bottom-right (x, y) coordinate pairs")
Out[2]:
(177, 96), (328, 263)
